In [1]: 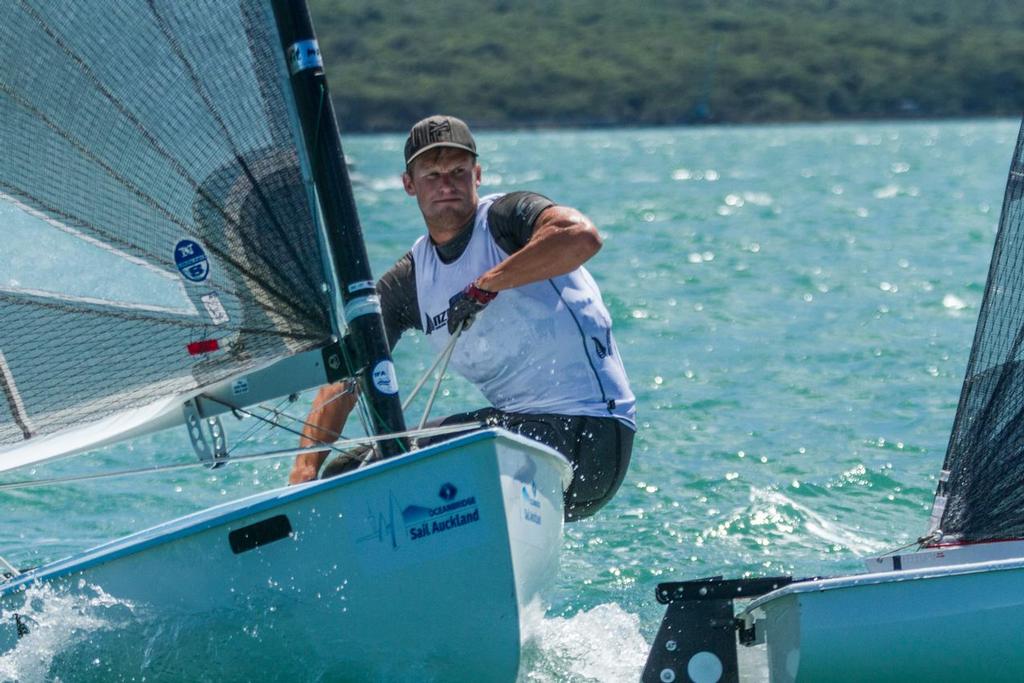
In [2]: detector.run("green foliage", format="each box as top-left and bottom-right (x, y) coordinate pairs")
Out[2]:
(308, 0), (1024, 131)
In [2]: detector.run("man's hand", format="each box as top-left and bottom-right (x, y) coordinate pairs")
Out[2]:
(447, 282), (497, 334)
(288, 461), (319, 485)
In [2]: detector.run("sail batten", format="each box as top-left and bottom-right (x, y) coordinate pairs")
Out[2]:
(0, 1), (338, 459)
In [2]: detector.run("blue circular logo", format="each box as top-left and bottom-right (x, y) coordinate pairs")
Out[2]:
(439, 483), (457, 501)
(174, 239), (210, 282)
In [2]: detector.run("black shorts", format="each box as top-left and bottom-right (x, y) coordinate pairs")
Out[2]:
(434, 408), (635, 522)
(321, 409), (634, 522)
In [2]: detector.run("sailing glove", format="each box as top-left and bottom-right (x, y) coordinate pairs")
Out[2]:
(447, 282), (497, 334)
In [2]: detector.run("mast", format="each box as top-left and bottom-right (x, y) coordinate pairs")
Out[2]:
(271, 0), (409, 458)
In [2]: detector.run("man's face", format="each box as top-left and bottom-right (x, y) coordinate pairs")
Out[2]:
(402, 149), (481, 235)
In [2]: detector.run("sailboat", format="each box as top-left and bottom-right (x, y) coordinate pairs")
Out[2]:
(0, 2), (570, 680)
(643, 121), (1024, 683)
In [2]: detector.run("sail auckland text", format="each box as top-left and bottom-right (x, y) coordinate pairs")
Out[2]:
(407, 495), (480, 540)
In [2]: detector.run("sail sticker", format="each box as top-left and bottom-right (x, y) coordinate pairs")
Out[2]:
(231, 378), (249, 396)
(347, 280), (375, 294)
(401, 482), (481, 541)
(286, 39), (322, 75)
(174, 239), (210, 282)
(344, 294), (382, 323)
(201, 292), (230, 324)
(371, 360), (399, 395)
(187, 339), (220, 356)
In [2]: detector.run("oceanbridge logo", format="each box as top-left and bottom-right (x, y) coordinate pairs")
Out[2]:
(401, 482), (480, 541)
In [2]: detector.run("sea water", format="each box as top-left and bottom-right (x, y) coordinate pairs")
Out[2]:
(0, 119), (1017, 681)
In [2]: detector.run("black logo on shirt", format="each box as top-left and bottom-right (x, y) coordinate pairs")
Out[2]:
(591, 330), (613, 359)
(424, 309), (448, 335)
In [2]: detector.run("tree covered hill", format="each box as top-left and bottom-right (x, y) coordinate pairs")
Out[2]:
(308, 0), (1024, 132)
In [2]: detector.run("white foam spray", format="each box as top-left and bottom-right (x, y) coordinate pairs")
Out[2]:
(0, 581), (137, 683)
(517, 599), (648, 683)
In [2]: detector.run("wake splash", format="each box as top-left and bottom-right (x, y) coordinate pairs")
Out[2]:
(517, 600), (648, 683)
(0, 581), (138, 683)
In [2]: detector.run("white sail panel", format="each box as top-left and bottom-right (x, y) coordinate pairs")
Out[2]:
(0, 394), (183, 474)
(0, 345), (342, 473)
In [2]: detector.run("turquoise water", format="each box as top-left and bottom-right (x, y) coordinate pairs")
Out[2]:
(1, 119), (1018, 681)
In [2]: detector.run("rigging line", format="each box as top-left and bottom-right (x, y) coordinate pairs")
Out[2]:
(350, 352), (422, 459)
(307, 380), (361, 439)
(321, 447), (371, 471)
(0, 555), (20, 578)
(346, 322), (465, 449)
(142, 0), (327, 310)
(238, 381), (359, 446)
(334, 335), (371, 439)
(0, 422), (483, 492)
(879, 532), (939, 557)
(226, 395), (293, 455)
(226, 416), (271, 456)
(0, 86), (320, 334)
(402, 327), (463, 411)
(336, 328), (408, 456)
(200, 393), (341, 452)
(0, 288), (324, 343)
(268, 325), (460, 444)
(353, 378), (376, 453)
(419, 323), (464, 430)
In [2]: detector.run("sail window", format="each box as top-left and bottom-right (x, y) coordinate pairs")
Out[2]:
(1, 196), (194, 314)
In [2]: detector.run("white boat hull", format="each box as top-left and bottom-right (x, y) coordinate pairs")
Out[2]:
(0, 428), (571, 682)
(745, 551), (1024, 682)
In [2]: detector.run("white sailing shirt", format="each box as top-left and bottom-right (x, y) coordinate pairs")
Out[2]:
(411, 194), (636, 428)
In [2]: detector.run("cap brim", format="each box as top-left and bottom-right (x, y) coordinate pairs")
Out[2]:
(406, 142), (477, 165)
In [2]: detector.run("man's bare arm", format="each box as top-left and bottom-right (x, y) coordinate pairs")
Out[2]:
(474, 206), (602, 292)
(288, 382), (358, 485)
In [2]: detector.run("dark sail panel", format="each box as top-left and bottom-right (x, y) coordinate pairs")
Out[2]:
(0, 2), (333, 452)
(936, 119), (1024, 542)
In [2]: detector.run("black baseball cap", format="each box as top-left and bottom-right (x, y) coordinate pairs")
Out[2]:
(404, 115), (477, 166)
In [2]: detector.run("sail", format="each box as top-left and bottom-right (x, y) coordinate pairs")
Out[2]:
(934, 118), (1024, 542)
(0, 2), (334, 460)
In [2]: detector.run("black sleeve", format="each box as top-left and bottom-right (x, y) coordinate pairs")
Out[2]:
(377, 252), (421, 349)
(487, 191), (555, 255)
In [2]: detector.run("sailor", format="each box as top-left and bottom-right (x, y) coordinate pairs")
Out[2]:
(289, 115), (636, 520)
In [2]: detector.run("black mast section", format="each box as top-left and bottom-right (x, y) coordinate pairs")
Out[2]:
(271, 0), (408, 458)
